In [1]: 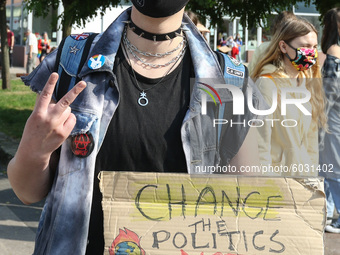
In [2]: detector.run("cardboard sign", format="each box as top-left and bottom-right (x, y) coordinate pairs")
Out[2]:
(99, 172), (325, 255)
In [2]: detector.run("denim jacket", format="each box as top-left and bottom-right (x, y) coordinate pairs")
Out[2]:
(22, 8), (261, 255)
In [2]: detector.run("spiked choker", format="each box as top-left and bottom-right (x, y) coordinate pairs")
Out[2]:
(125, 19), (182, 41)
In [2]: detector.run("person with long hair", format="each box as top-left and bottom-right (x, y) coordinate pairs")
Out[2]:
(38, 32), (50, 62)
(251, 17), (327, 176)
(319, 7), (340, 233)
(248, 11), (296, 75)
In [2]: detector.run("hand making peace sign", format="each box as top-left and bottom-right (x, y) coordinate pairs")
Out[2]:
(21, 73), (86, 160)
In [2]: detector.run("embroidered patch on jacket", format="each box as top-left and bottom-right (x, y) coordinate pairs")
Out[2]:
(226, 67), (244, 78)
(227, 55), (241, 66)
(69, 45), (80, 55)
(70, 33), (90, 41)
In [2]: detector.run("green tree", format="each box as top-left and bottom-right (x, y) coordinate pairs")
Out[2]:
(187, 0), (300, 28)
(24, 0), (339, 38)
(24, 0), (126, 38)
(187, 0), (340, 28)
(0, 0), (10, 90)
(312, 0), (340, 22)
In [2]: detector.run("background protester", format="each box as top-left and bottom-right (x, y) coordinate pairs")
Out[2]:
(25, 29), (38, 74)
(226, 35), (239, 59)
(38, 32), (51, 63)
(248, 11), (296, 75)
(251, 17), (327, 176)
(318, 7), (340, 233)
(185, 10), (210, 40)
(7, 25), (14, 67)
(235, 33), (243, 62)
(0, 25), (15, 67)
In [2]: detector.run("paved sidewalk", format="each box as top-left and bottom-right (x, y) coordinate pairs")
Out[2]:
(0, 170), (42, 255)
(0, 66), (27, 80)
(0, 132), (19, 166)
(0, 66), (41, 255)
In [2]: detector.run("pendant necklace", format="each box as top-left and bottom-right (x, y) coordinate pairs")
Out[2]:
(122, 28), (187, 107)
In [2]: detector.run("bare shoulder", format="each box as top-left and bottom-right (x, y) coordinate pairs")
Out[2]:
(327, 45), (340, 59)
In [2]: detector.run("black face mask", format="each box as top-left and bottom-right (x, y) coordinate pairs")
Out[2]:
(131, 0), (189, 18)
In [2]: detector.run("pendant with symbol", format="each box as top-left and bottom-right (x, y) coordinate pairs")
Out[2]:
(138, 91), (148, 106)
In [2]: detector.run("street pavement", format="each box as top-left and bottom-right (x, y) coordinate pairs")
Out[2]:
(0, 67), (339, 254)
(0, 67), (44, 254)
(0, 162), (43, 255)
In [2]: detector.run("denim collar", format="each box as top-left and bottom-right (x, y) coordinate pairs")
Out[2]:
(79, 9), (225, 78)
(79, 8), (131, 77)
(79, 8), (231, 107)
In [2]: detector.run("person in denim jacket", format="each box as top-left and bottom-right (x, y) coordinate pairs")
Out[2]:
(7, 1), (262, 254)
(319, 7), (340, 234)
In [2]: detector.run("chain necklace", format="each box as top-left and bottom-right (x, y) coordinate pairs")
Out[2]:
(124, 34), (184, 58)
(123, 29), (187, 69)
(122, 28), (187, 107)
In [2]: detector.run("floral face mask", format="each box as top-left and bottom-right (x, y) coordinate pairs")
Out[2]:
(284, 42), (318, 71)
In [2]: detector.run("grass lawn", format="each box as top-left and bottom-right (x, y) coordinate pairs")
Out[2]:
(0, 79), (36, 139)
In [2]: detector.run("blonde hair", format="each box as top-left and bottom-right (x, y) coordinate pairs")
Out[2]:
(251, 18), (327, 129)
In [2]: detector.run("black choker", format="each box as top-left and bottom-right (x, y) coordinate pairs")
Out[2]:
(124, 20), (182, 41)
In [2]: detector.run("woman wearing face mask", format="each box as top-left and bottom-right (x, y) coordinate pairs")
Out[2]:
(251, 17), (327, 176)
(8, 0), (262, 254)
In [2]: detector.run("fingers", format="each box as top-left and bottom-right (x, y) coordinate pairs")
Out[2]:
(63, 113), (77, 132)
(35, 73), (59, 112)
(53, 81), (87, 116)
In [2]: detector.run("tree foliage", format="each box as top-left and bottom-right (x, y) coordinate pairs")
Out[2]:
(24, 0), (127, 37)
(188, 0), (298, 28)
(188, 0), (340, 28)
(24, 0), (340, 36)
(312, 0), (340, 23)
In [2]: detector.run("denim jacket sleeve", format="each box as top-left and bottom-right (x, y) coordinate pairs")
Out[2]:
(21, 49), (57, 99)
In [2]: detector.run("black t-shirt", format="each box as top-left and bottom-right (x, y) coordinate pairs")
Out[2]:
(86, 44), (192, 254)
